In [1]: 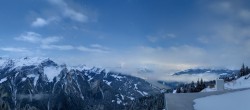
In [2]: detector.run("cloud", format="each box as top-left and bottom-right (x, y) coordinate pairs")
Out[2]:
(90, 44), (110, 50)
(147, 36), (158, 43)
(159, 73), (218, 83)
(52, 44), (219, 83)
(42, 36), (62, 44)
(15, 32), (62, 44)
(41, 44), (109, 52)
(0, 47), (29, 52)
(147, 33), (176, 43)
(209, 1), (250, 23)
(31, 18), (48, 27)
(210, 1), (232, 13)
(15, 32), (71, 51)
(14, 32), (110, 53)
(15, 32), (41, 43)
(239, 10), (250, 21)
(17, 93), (49, 101)
(48, 0), (88, 22)
(194, 0), (250, 69)
(41, 44), (74, 50)
(77, 46), (109, 53)
(164, 33), (176, 38)
(31, 17), (58, 27)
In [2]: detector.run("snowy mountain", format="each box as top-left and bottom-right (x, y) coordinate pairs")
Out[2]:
(0, 57), (160, 110)
(155, 69), (238, 89)
(174, 68), (238, 76)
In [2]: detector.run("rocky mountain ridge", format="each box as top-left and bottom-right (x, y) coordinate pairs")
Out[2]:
(0, 57), (160, 110)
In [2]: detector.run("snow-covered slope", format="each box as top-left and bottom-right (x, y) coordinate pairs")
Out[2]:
(194, 89), (250, 110)
(0, 57), (48, 69)
(201, 87), (217, 92)
(225, 75), (250, 89)
(201, 74), (250, 92)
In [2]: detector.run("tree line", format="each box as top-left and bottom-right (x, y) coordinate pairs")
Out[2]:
(175, 63), (250, 93)
(175, 79), (215, 93)
(239, 63), (250, 77)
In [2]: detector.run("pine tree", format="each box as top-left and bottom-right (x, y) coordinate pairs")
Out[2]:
(197, 79), (200, 87)
(176, 88), (181, 93)
(200, 78), (206, 89)
(246, 66), (249, 75)
(240, 63), (245, 76)
(200, 78), (203, 85)
(190, 81), (195, 92)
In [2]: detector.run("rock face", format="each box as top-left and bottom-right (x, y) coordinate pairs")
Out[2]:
(0, 57), (160, 110)
(126, 93), (164, 110)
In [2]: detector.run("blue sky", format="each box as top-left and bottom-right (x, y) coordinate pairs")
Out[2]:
(0, 0), (250, 78)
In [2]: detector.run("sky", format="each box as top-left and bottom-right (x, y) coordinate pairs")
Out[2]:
(0, 0), (250, 80)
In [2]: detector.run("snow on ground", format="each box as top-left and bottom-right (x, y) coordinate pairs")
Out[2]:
(22, 78), (27, 81)
(142, 91), (148, 95)
(117, 98), (122, 104)
(0, 58), (6, 66)
(136, 90), (148, 96)
(0, 78), (7, 83)
(0, 58), (11, 69)
(103, 80), (111, 86)
(13, 57), (47, 68)
(172, 90), (177, 93)
(225, 75), (250, 89)
(111, 74), (125, 79)
(202, 75), (250, 92)
(127, 96), (135, 100)
(134, 84), (138, 89)
(201, 87), (217, 92)
(194, 89), (250, 110)
(44, 66), (63, 81)
(70, 64), (91, 71)
(27, 74), (39, 86)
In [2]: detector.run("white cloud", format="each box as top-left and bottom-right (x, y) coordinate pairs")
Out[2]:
(147, 36), (158, 43)
(31, 18), (48, 27)
(90, 44), (110, 50)
(56, 45), (208, 80)
(77, 46), (108, 53)
(15, 32), (62, 45)
(48, 0), (88, 22)
(42, 36), (62, 44)
(64, 8), (88, 22)
(164, 33), (176, 38)
(147, 33), (176, 43)
(210, 1), (232, 13)
(159, 73), (218, 83)
(15, 32), (41, 43)
(15, 32), (72, 51)
(0, 47), (29, 52)
(41, 44), (74, 50)
(209, 1), (250, 23)
(14, 32), (110, 52)
(194, 1), (250, 69)
(239, 10), (250, 21)
(31, 17), (59, 27)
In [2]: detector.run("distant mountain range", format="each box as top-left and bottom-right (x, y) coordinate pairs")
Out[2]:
(157, 68), (239, 89)
(0, 57), (160, 110)
(173, 68), (238, 76)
